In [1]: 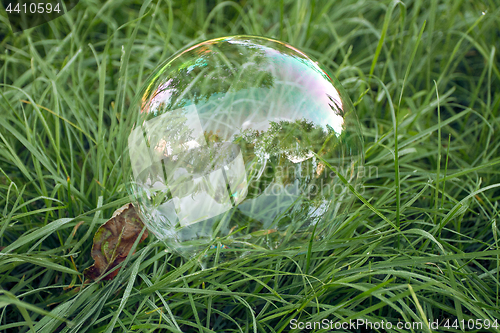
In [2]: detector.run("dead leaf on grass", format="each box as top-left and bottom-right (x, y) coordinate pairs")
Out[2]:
(83, 203), (148, 281)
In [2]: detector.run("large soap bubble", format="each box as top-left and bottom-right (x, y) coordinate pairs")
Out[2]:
(126, 36), (363, 263)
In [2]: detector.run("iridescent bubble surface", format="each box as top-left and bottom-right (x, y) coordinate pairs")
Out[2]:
(126, 36), (363, 261)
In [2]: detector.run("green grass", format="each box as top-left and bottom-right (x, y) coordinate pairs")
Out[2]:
(1, 0), (500, 332)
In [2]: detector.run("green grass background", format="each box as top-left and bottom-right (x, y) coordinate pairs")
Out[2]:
(1, 0), (500, 332)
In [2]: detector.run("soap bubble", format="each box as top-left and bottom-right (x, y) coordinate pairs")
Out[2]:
(126, 36), (363, 263)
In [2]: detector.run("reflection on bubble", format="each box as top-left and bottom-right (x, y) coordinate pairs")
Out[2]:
(126, 36), (364, 263)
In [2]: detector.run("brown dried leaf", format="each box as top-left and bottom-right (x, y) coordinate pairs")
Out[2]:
(83, 203), (148, 281)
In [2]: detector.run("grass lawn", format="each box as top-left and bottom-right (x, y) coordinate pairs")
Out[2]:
(1, 0), (500, 332)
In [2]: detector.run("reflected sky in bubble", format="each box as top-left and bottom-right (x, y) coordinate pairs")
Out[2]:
(141, 36), (345, 137)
